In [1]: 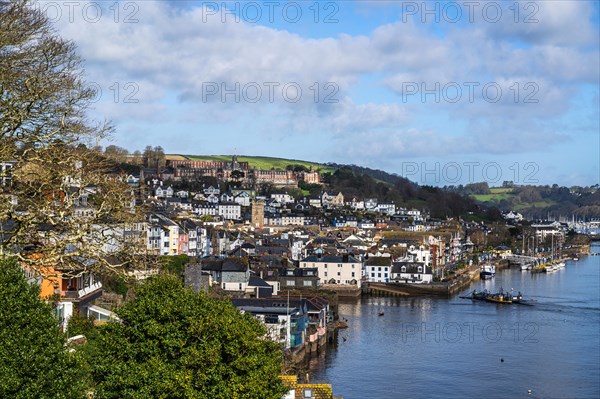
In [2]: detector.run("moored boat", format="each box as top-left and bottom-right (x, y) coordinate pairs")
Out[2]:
(520, 263), (532, 271)
(480, 263), (496, 279)
(544, 264), (557, 273)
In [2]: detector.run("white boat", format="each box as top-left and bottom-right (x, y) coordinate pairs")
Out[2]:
(544, 264), (557, 273)
(480, 263), (496, 279)
(520, 263), (532, 271)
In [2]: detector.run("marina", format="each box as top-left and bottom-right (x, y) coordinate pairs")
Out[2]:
(309, 242), (600, 399)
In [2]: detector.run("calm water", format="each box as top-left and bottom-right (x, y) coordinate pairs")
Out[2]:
(309, 242), (600, 399)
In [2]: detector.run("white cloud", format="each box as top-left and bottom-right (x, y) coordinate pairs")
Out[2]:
(41, 0), (598, 164)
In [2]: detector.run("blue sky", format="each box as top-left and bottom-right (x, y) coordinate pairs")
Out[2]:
(42, 0), (599, 186)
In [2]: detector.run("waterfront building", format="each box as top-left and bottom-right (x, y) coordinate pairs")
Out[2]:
(300, 254), (362, 288)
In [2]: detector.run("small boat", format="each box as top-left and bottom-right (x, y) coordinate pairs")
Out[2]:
(480, 263), (496, 279)
(544, 264), (557, 273)
(471, 290), (490, 300)
(485, 290), (513, 304)
(378, 309), (384, 316)
(483, 288), (513, 304)
(520, 263), (532, 271)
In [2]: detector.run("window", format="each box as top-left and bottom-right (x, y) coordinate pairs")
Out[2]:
(338, 264), (342, 267)
(239, 283), (243, 290)
(287, 280), (295, 286)
(378, 273), (381, 278)
(401, 266), (406, 272)
(324, 264), (328, 268)
(418, 266), (423, 273)
(324, 272), (327, 277)
(337, 272), (341, 276)
(303, 389), (314, 398)
(303, 280), (312, 287)
(378, 267), (381, 271)
(352, 272), (355, 277)
(371, 273), (375, 277)
(385, 273), (388, 277)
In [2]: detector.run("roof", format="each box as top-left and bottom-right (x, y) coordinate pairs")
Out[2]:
(200, 257), (248, 272)
(301, 255), (360, 263)
(366, 257), (392, 266)
(391, 262), (432, 274)
(248, 276), (272, 287)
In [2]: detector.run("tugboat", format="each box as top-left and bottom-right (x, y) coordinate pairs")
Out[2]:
(480, 263), (496, 279)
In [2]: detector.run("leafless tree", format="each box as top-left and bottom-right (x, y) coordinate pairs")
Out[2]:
(1, 0), (153, 278)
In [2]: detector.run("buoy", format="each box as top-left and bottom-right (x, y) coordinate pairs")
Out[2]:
(500, 358), (504, 362)
(528, 389), (532, 395)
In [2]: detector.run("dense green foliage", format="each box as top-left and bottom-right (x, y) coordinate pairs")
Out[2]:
(160, 254), (191, 275)
(323, 166), (482, 219)
(90, 274), (286, 399)
(0, 259), (85, 399)
(464, 184), (600, 218)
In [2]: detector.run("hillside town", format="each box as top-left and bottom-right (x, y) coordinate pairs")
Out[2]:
(4, 153), (590, 361)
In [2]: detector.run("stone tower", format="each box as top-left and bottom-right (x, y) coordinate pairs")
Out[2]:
(251, 199), (265, 229)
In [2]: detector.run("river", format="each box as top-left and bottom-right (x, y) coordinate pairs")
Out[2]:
(309, 242), (600, 399)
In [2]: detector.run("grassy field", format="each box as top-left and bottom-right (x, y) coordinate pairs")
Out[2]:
(472, 193), (515, 202)
(176, 154), (336, 173)
(471, 187), (516, 202)
(513, 201), (556, 210)
(489, 187), (514, 194)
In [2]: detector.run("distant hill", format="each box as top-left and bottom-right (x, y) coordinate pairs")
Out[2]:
(166, 155), (496, 220)
(468, 185), (600, 219)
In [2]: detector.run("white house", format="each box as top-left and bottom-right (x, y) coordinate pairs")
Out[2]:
(347, 198), (365, 210)
(206, 193), (219, 204)
(281, 214), (305, 226)
(406, 244), (431, 265)
(300, 254), (362, 288)
(375, 202), (396, 215)
(234, 191), (251, 207)
(218, 202), (241, 220)
(358, 220), (375, 229)
(365, 257), (392, 283)
(391, 262), (433, 284)
(155, 185), (174, 198)
(308, 197), (322, 208)
(271, 192), (295, 204)
(195, 203), (218, 216)
(203, 185), (220, 196)
(364, 198), (378, 210)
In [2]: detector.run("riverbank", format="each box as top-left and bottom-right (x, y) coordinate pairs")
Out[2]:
(308, 243), (600, 399)
(361, 260), (505, 298)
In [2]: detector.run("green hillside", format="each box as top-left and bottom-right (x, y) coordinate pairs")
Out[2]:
(182, 155), (336, 173)
(471, 187), (516, 202)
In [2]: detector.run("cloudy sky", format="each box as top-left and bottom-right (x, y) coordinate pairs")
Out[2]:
(41, 0), (599, 186)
